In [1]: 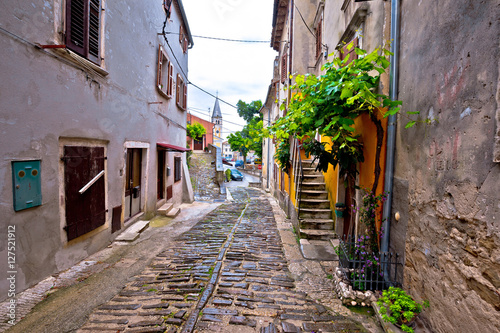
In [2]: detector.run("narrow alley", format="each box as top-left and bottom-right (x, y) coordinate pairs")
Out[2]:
(74, 187), (367, 333)
(3, 187), (381, 333)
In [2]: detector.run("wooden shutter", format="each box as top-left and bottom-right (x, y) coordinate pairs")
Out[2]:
(157, 46), (163, 90)
(66, 0), (101, 63)
(341, 37), (359, 66)
(179, 25), (184, 44)
(66, 0), (86, 56)
(168, 62), (174, 97)
(176, 74), (181, 106)
(281, 52), (287, 83)
(163, 0), (173, 17)
(88, 0), (100, 61)
(63, 146), (106, 241)
(183, 84), (187, 110)
(316, 18), (322, 59)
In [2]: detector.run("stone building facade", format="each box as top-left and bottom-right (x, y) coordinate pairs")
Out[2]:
(263, 0), (499, 331)
(0, 0), (193, 301)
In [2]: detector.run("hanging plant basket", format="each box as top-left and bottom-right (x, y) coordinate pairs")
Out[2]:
(335, 203), (346, 218)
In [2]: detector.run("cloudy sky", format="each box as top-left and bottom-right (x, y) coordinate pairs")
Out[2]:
(182, 0), (277, 139)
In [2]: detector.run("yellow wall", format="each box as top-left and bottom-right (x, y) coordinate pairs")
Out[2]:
(353, 111), (388, 232)
(322, 136), (340, 214)
(319, 111), (388, 232)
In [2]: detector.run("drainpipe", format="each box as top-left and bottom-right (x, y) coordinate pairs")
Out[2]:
(267, 107), (271, 189)
(381, 0), (400, 255)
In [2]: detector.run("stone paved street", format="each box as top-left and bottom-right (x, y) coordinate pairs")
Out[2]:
(76, 188), (369, 333)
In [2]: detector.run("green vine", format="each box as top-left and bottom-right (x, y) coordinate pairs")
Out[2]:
(270, 43), (411, 192)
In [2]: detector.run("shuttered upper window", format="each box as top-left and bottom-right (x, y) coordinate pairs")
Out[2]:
(176, 74), (187, 110)
(281, 51), (287, 84)
(163, 0), (173, 18)
(157, 45), (174, 98)
(179, 25), (189, 53)
(66, 0), (101, 64)
(316, 18), (323, 59)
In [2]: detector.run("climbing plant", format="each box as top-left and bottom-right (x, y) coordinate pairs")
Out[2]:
(186, 122), (206, 141)
(270, 43), (408, 194)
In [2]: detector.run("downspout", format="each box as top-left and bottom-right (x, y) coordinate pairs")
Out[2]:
(381, 0), (400, 254)
(267, 107), (271, 189)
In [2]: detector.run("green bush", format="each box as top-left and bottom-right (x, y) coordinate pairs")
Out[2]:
(377, 287), (429, 333)
(225, 169), (231, 182)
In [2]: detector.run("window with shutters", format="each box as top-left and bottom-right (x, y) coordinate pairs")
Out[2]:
(65, 0), (102, 64)
(174, 156), (182, 182)
(176, 74), (187, 110)
(157, 45), (174, 98)
(163, 0), (173, 18)
(340, 37), (359, 66)
(315, 18), (323, 59)
(179, 25), (189, 53)
(281, 51), (287, 84)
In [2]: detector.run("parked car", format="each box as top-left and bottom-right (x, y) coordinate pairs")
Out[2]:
(230, 168), (244, 181)
(235, 160), (244, 167)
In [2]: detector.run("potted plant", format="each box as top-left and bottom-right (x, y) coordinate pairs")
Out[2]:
(335, 202), (346, 217)
(377, 287), (429, 333)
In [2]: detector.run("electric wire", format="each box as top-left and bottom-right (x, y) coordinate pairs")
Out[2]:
(162, 31), (270, 43)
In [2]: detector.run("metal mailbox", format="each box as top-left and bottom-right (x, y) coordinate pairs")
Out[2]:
(12, 160), (42, 211)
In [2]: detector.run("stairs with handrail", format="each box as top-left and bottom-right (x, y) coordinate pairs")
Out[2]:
(298, 160), (336, 240)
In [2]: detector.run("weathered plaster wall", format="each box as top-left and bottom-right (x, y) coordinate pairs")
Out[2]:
(0, 0), (190, 301)
(394, 1), (500, 331)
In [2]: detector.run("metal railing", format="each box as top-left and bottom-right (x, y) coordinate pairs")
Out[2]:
(291, 138), (304, 217)
(338, 236), (403, 291)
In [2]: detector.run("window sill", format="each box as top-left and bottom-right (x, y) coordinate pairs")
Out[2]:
(52, 48), (109, 77)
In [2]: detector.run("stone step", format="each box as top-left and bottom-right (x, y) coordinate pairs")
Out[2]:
(300, 199), (330, 209)
(299, 219), (334, 230)
(166, 207), (181, 218)
(299, 208), (332, 219)
(300, 182), (326, 191)
(300, 190), (328, 196)
(299, 229), (337, 241)
(158, 203), (174, 216)
(114, 220), (149, 242)
(301, 174), (325, 183)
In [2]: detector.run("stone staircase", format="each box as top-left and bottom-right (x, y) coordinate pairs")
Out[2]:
(298, 160), (336, 240)
(158, 202), (181, 218)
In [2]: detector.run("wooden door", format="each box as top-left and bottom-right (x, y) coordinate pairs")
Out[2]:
(157, 150), (165, 200)
(194, 137), (203, 150)
(63, 146), (105, 241)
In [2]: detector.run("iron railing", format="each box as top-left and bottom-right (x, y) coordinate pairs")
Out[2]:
(338, 236), (403, 291)
(291, 138), (304, 217)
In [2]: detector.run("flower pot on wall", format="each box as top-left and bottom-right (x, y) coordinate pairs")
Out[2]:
(335, 203), (346, 217)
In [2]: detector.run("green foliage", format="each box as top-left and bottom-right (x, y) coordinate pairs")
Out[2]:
(186, 122), (206, 141)
(275, 139), (291, 173)
(270, 43), (403, 183)
(225, 169), (231, 182)
(237, 100), (263, 123)
(228, 104), (264, 160)
(377, 287), (429, 333)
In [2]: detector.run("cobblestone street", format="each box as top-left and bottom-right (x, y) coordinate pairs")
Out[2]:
(74, 188), (370, 333)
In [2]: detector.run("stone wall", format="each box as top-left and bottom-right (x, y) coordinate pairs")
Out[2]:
(392, 1), (500, 332)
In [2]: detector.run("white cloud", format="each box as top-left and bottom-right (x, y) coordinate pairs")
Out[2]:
(182, 0), (277, 138)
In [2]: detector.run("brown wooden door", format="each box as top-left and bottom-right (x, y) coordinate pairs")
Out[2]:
(157, 150), (165, 200)
(194, 137), (203, 150)
(63, 146), (105, 241)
